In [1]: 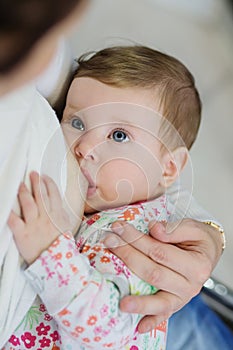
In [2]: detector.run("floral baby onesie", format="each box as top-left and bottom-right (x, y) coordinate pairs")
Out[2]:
(4, 196), (169, 350)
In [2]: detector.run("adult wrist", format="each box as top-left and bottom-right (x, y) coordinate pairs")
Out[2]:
(203, 221), (226, 252)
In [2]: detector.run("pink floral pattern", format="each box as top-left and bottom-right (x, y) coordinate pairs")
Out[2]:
(6, 301), (62, 349)
(21, 332), (36, 349)
(5, 197), (169, 349)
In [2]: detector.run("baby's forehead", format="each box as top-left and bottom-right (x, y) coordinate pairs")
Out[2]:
(66, 103), (162, 132)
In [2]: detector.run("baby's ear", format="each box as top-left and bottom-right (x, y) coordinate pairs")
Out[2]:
(161, 147), (188, 188)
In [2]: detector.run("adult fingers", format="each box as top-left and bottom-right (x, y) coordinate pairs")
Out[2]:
(120, 290), (186, 333)
(149, 218), (201, 243)
(104, 231), (195, 297)
(108, 222), (202, 284)
(120, 291), (183, 317)
(137, 315), (168, 334)
(149, 218), (222, 266)
(149, 219), (217, 282)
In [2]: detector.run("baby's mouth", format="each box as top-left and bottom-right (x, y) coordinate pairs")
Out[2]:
(81, 167), (97, 197)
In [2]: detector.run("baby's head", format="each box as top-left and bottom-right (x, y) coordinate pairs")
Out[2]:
(62, 45), (201, 214)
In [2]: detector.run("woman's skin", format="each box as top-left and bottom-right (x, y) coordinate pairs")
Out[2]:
(106, 219), (222, 332)
(0, 0), (223, 334)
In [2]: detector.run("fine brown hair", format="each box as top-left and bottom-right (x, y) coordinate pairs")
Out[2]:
(74, 45), (202, 150)
(0, 0), (83, 74)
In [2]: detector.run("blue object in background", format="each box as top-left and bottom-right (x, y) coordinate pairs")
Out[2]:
(167, 294), (233, 350)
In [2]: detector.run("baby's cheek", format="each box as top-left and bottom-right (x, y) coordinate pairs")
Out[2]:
(98, 160), (144, 202)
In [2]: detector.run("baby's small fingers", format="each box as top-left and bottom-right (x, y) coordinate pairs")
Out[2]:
(7, 210), (25, 236)
(30, 172), (50, 213)
(18, 182), (39, 222)
(42, 175), (63, 212)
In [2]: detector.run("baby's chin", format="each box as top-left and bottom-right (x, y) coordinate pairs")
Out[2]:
(84, 198), (137, 215)
(84, 202), (97, 215)
(84, 199), (118, 215)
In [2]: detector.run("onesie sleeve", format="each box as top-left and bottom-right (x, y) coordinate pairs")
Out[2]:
(167, 181), (223, 227)
(24, 232), (152, 348)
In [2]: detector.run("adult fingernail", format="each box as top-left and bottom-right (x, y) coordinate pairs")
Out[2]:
(111, 222), (124, 235)
(123, 299), (136, 312)
(104, 235), (120, 248)
(149, 220), (165, 234)
(140, 322), (152, 333)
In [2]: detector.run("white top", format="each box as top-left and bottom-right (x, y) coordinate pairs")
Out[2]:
(0, 84), (67, 346)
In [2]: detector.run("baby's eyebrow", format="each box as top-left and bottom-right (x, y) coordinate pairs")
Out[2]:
(108, 119), (139, 130)
(62, 112), (82, 124)
(62, 104), (82, 121)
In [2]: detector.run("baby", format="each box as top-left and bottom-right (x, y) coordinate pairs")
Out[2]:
(7, 45), (201, 350)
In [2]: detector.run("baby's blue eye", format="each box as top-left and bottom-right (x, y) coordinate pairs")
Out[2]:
(112, 130), (129, 143)
(71, 117), (85, 131)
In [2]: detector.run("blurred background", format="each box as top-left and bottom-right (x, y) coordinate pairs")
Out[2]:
(67, 0), (233, 291)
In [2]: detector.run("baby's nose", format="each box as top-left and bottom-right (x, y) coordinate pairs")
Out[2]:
(74, 136), (98, 162)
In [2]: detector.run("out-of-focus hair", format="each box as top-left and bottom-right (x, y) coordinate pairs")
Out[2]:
(0, 0), (82, 73)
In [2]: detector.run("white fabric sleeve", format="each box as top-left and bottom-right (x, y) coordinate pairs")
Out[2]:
(0, 84), (67, 346)
(167, 180), (222, 226)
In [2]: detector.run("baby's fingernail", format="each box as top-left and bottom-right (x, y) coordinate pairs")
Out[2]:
(104, 235), (120, 248)
(19, 182), (26, 190)
(30, 171), (38, 177)
(111, 222), (124, 235)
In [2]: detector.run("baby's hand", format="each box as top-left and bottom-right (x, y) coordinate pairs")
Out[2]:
(8, 172), (71, 264)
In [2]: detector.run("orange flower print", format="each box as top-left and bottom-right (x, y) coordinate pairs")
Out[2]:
(103, 248), (111, 254)
(70, 264), (78, 274)
(104, 343), (114, 348)
(88, 252), (96, 260)
(82, 280), (88, 287)
(54, 252), (62, 260)
(82, 338), (90, 343)
(156, 320), (167, 332)
(70, 331), (79, 338)
(118, 207), (140, 221)
(51, 238), (60, 248)
(82, 245), (91, 253)
(75, 326), (84, 333)
(63, 232), (72, 240)
(66, 251), (72, 259)
(58, 308), (71, 317)
(87, 315), (97, 326)
(93, 245), (101, 252)
(62, 320), (71, 327)
(86, 214), (100, 225)
(52, 344), (61, 350)
(100, 256), (111, 264)
(94, 336), (101, 342)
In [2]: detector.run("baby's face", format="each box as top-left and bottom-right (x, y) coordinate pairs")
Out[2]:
(62, 77), (166, 214)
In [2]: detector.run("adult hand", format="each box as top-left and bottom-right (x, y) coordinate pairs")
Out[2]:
(104, 218), (223, 333)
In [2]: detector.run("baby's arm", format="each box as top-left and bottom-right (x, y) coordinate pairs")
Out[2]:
(25, 233), (153, 348)
(8, 172), (152, 348)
